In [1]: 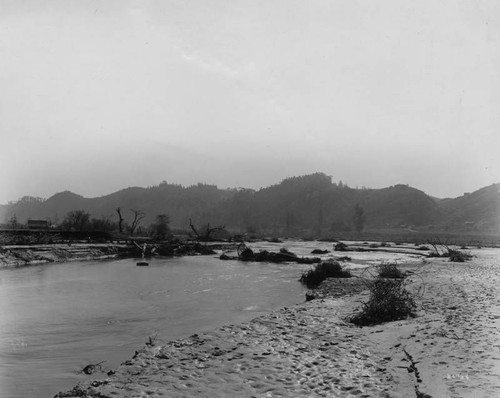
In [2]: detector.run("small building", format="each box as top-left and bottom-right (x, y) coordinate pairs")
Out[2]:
(28, 220), (49, 230)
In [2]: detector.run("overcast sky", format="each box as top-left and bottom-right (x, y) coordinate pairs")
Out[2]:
(1, 0), (499, 204)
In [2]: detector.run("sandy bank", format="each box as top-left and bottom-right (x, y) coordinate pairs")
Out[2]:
(0, 243), (133, 268)
(56, 250), (500, 397)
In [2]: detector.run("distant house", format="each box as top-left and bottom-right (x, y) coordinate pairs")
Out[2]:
(28, 220), (49, 230)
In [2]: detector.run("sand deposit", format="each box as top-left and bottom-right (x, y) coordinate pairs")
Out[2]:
(56, 248), (500, 397)
(0, 243), (131, 268)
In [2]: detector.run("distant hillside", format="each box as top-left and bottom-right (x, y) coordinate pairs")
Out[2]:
(1, 182), (234, 228)
(1, 174), (499, 236)
(436, 183), (500, 232)
(209, 176), (444, 234)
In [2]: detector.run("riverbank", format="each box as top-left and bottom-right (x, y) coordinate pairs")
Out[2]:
(0, 241), (240, 268)
(0, 243), (133, 268)
(55, 248), (500, 398)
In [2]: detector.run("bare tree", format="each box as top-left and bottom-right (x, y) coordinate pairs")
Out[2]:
(116, 207), (124, 233)
(130, 209), (145, 236)
(427, 237), (451, 257)
(189, 218), (226, 242)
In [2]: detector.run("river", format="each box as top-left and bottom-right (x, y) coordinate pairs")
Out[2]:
(0, 243), (316, 398)
(0, 239), (428, 397)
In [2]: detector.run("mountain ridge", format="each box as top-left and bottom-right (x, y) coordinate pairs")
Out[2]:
(1, 174), (498, 235)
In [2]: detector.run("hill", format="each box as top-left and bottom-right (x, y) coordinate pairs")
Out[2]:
(1, 174), (498, 236)
(436, 183), (500, 232)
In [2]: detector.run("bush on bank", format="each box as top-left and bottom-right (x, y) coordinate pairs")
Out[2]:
(377, 263), (405, 279)
(350, 277), (416, 326)
(299, 261), (351, 289)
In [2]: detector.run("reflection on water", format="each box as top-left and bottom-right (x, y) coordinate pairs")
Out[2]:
(0, 251), (309, 398)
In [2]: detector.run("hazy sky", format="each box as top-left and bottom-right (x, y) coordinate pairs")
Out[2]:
(1, 0), (499, 204)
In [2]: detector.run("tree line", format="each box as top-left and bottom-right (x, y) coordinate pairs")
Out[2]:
(4, 209), (173, 240)
(5, 205), (367, 239)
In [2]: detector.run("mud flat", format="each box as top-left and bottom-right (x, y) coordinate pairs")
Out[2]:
(56, 249), (500, 397)
(0, 243), (133, 268)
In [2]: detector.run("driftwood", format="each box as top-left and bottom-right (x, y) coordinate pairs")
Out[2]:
(334, 242), (349, 251)
(236, 243), (321, 264)
(334, 242), (431, 257)
(82, 361), (105, 375)
(311, 249), (329, 254)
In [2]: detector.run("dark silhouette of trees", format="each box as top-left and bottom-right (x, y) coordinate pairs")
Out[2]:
(285, 211), (296, 236)
(62, 210), (91, 231)
(7, 215), (20, 229)
(150, 214), (171, 240)
(90, 215), (115, 232)
(315, 205), (324, 236)
(353, 204), (366, 235)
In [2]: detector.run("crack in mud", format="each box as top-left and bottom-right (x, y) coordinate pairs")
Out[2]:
(403, 346), (432, 398)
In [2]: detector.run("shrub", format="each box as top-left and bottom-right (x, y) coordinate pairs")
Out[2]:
(427, 248), (472, 262)
(299, 261), (351, 289)
(238, 246), (255, 260)
(334, 242), (348, 251)
(448, 249), (472, 262)
(378, 263), (405, 279)
(350, 278), (416, 326)
(280, 247), (296, 256)
(311, 249), (329, 254)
